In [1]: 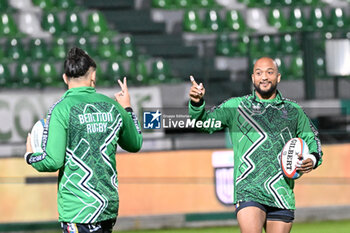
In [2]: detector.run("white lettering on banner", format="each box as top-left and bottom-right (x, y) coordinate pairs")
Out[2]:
(163, 118), (222, 129)
(186, 119), (195, 128)
(0, 86), (163, 157)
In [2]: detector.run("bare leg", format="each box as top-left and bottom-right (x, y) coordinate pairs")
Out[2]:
(237, 206), (266, 233)
(265, 220), (293, 233)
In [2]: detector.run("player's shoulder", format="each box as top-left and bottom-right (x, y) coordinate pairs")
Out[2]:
(57, 92), (116, 109)
(94, 92), (114, 102)
(208, 96), (245, 113)
(281, 96), (303, 109)
(229, 93), (254, 106)
(220, 96), (246, 107)
(48, 97), (66, 112)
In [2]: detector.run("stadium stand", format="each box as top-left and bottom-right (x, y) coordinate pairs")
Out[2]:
(7, 37), (29, 61)
(0, 0), (349, 135)
(0, 62), (11, 87)
(204, 9), (223, 32)
(215, 33), (233, 56)
(41, 11), (63, 35)
(268, 8), (288, 32)
(87, 11), (109, 35)
(32, 0), (54, 10)
(279, 33), (300, 55)
(15, 62), (35, 87)
(288, 55), (304, 80)
(107, 59), (126, 83)
(183, 10), (203, 32)
(329, 7), (346, 29)
(64, 11), (84, 35)
(0, 12), (19, 36)
(289, 8), (306, 31)
(56, 0), (76, 10)
(309, 7), (327, 30)
(151, 58), (173, 83)
(38, 62), (59, 87)
(30, 38), (48, 60)
(225, 10), (247, 33)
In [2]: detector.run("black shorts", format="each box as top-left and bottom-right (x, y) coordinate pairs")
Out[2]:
(235, 201), (295, 223)
(61, 218), (116, 233)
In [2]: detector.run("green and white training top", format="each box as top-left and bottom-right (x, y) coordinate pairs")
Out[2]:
(189, 90), (323, 210)
(27, 86), (142, 223)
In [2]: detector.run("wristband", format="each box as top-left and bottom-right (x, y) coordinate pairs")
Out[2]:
(24, 152), (33, 164)
(125, 107), (133, 112)
(190, 98), (204, 107)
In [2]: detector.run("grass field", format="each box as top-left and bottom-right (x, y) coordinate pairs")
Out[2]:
(14, 219), (349, 232)
(116, 220), (350, 233)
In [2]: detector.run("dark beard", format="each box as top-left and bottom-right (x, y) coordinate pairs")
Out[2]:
(254, 82), (277, 99)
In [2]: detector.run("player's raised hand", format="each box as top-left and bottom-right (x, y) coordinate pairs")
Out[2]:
(189, 75), (205, 103)
(114, 77), (131, 108)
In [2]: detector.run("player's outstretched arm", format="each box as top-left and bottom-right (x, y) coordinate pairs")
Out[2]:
(295, 106), (323, 170)
(188, 76), (232, 134)
(115, 77), (143, 152)
(25, 113), (66, 172)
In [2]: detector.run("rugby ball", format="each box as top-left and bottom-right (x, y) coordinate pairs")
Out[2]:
(280, 138), (309, 179)
(30, 119), (46, 153)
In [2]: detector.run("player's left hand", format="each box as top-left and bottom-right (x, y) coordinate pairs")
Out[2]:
(24, 133), (33, 162)
(115, 77), (131, 108)
(296, 153), (315, 174)
(26, 133), (33, 153)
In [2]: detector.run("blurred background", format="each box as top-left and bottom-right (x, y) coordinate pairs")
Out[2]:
(0, 0), (350, 232)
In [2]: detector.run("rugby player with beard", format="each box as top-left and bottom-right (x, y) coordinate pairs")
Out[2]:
(188, 57), (323, 233)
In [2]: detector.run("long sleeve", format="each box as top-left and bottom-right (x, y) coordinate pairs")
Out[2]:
(118, 107), (143, 152)
(28, 107), (66, 172)
(296, 108), (323, 168)
(188, 99), (234, 134)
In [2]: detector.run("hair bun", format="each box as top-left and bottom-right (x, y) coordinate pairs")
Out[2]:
(67, 47), (83, 62)
(64, 47), (97, 78)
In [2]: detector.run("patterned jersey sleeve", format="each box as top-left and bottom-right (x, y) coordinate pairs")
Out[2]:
(296, 106), (323, 168)
(117, 107), (143, 152)
(188, 98), (237, 134)
(28, 101), (67, 172)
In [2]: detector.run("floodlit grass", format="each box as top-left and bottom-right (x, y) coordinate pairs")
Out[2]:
(292, 220), (350, 233)
(117, 226), (240, 233)
(116, 220), (350, 233)
(38, 220), (350, 233)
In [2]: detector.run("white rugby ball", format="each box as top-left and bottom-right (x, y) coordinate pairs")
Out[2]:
(280, 138), (309, 179)
(30, 119), (46, 153)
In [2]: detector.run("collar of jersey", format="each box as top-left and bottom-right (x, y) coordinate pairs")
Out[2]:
(251, 90), (284, 104)
(62, 86), (96, 97)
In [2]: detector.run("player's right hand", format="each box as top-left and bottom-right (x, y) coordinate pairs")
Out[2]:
(115, 77), (131, 108)
(189, 75), (205, 103)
